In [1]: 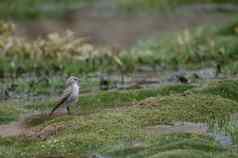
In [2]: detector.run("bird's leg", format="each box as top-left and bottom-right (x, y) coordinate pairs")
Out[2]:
(66, 106), (71, 115)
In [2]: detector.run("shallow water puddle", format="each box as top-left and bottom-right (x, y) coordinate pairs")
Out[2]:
(145, 121), (234, 146)
(145, 122), (208, 136)
(208, 132), (233, 146)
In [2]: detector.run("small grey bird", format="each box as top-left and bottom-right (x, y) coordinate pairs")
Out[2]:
(49, 76), (80, 116)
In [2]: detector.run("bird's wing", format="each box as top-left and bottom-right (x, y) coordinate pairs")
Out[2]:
(49, 86), (72, 116)
(57, 86), (72, 105)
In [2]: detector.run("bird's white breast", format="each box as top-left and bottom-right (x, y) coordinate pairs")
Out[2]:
(72, 83), (80, 98)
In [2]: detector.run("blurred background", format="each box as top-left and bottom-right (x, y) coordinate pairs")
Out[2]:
(0, 0), (237, 94)
(0, 0), (238, 98)
(3, 0), (238, 47)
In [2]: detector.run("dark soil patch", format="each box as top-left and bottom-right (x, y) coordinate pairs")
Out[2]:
(0, 112), (67, 139)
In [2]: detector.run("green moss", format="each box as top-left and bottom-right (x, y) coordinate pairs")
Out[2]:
(23, 84), (193, 113)
(1, 92), (238, 157)
(0, 116), (16, 124)
(218, 20), (238, 36)
(1, 79), (238, 157)
(106, 134), (224, 158)
(79, 89), (159, 112)
(217, 152), (238, 158)
(131, 94), (238, 125)
(158, 84), (194, 96)
(23, 100), (54, 112)
(0, 103), (23, 124)
(149, 149), (212, 158)
(193, 80), (238, 102)
(75, 84), (194, 113)
(223, 61), (238, 75)
(0, 83), (195, 126)
(3, 121), (223, 158)
(21, 93), (237, 155)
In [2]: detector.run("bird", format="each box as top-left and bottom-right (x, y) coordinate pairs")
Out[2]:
(49, 76), (80, 116)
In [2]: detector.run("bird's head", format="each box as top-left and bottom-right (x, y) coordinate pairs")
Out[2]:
(66, 76), (80, 86)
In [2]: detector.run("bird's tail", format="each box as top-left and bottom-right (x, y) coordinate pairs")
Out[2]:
(49, 108), (56, 116)
(49, 104), (61, 116)
(49, 95), (68, 116)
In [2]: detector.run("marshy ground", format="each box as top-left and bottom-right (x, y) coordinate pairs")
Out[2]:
(1, 1), (238, 158)
(1, 72), (238, 158)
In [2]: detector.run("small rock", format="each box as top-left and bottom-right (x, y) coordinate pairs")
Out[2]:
(167, 71), (189, 83)
(99, 76), (110, 90)
(90, 154), (111, 158)
(0, 89), (10, 100)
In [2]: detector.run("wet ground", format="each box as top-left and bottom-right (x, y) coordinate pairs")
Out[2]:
(0, 69), (238, 157)
(0, 67), (235, 143)
(0, 66), (220, 100)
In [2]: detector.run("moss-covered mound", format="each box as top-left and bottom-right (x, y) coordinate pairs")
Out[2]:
(193, 80), (238, 102)
(132, 94), (238, 125)
(0, 102), (23, 124)
(1, 80), (238, 158)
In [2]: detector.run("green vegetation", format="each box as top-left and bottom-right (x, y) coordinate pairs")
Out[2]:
(17, 84), (195, 116)
(0, 79), (238, 157)
(0, 2), (238, 157)
(132, 94), (238, 125)
(105, 134), (225, 158)
(0, 83), (194, 125)
(0, 101), (25, 124)
(218, 20), (238, 36)
(192, 80), (238, 102)
(124, 21), (238, 71)
(0, 19), (238, 77)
